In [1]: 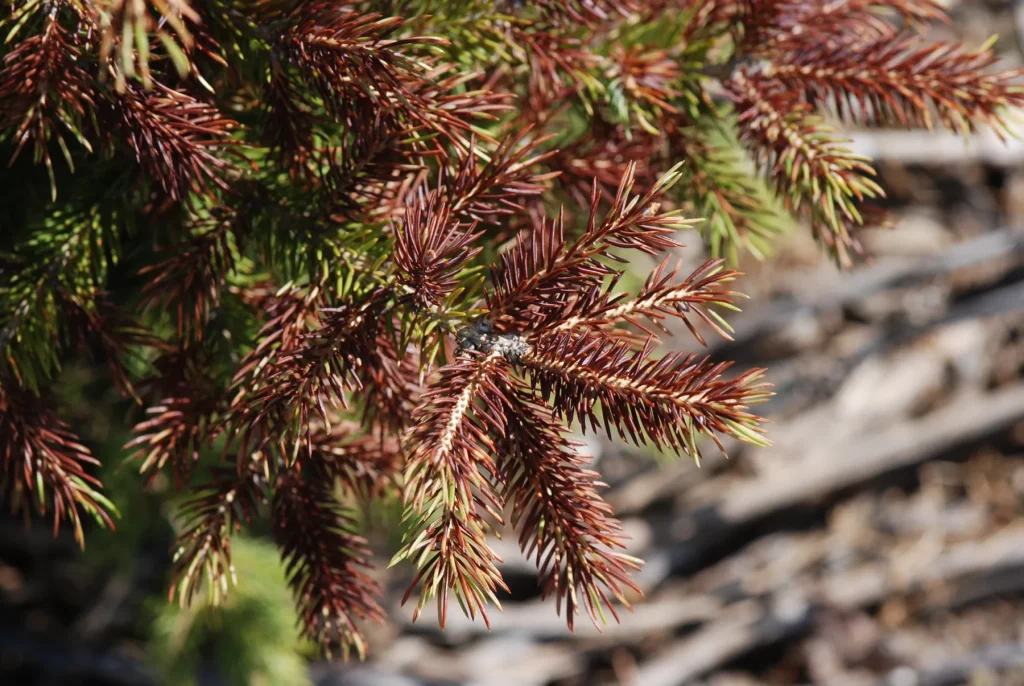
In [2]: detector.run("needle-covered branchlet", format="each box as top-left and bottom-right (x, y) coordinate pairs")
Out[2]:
(0, 14), (95, 200)
(394, 351), (512, 630)
(272, 466), (384, 659)
(498, 385), (643, 630)
(167, 465), (262, 607)
(712, 0), (1024, 262)
(304, 421), (403, 500)
(125, 343), (223, 489)
(0, 381), (116, 549)
(396, 165), (772, 631)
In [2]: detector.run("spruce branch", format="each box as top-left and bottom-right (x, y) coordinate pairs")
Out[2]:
(0, 201), (129, 391)
(168, 465), (263, 607)
(393, 190), (482, 309)
(498, 384), (642, 631)
(263, 56), (320, 176)
(395, 351), (511, 629)
(552, 258), (743, 344)
(531, 0), (638, 26)
(353, 320), (426, 434)
(272, 466), (384, 659)
(486, 163), (696, 332)
(726, 69), (885, 265)
(60, 289), (153, 401)
(92, 0), (199, 91)
(523, 332), (771, 461)
(744, 0), (949, 45)
(125, 344), (222, 489)
(607, 46), (682, 126)
(279, 8), (507, 156)
(357, 330), (424, 435)
(138, 207), (236, 340)
(107, 82), (241, 202)
(224, 287), (390, 471)
(318, 111), (420, 223)
(668, 114), (792, 262)
(0, 13), (96, 199)
(547, 123), (661, 206)
(0, 380), (116, 549)
(397, 163), (771, 629)
(6, 0), (1023, 659)
(442, 128), (559, 224)
(761, 32), (1024, 136)
(304, 421), (403, 501)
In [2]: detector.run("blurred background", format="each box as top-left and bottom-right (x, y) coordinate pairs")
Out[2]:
(4, 1), (1024, 684)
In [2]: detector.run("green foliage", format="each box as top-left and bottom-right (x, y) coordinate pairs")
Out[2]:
(677, 112), (794, 263)
(150, 537), (312, 686)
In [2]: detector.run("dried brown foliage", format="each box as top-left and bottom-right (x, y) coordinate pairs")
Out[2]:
(0, 14), (95, 196)
(3, 0), (1021, 660)
(394, 166), (771, 630)
(168, 465), (263, 606)
(272, 466), (384, 658)
(0, 380), (115, 548)
(710, 0), (1024, 261)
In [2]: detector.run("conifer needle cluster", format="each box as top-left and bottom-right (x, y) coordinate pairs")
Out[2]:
(2, 0), (1022, 657)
